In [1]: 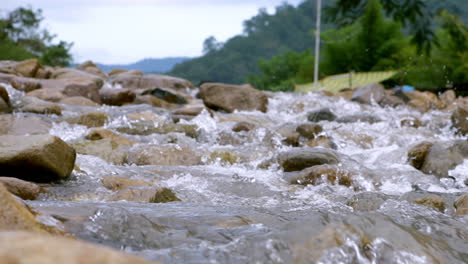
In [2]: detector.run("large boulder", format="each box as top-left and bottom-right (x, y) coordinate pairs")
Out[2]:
(76, 60), (107, 78)
(0, 73), (42, 92)
(39, 78), (102, 103)
(0, 59), (41, 78)
(351, 83), (385, 105)
(18, 96), (63, 115)
(0, 231), (153, 264)
(126, 145), (201, 166)
(99, 88), (136, 106)
(111, 73), (194, 92)
(0, 115), (51, 135)
(27, 88), (65, 102)
(276, 148), (339, 172)
(199, 83), (268, 113)
(0, 177), (43, 200)
(0, 135), (76, 182)
(451, 105), (468, 135)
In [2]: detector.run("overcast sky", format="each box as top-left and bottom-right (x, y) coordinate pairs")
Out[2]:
(3, 0), (303, 64)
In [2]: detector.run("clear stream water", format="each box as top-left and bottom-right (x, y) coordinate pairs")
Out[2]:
(3, 83), (468, 263)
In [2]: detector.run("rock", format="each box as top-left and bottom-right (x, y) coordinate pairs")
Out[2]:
(347, 192), (389, 211)
(71, 139), (127, 165)
(85, 129), (135, 146)
(0, 84), (12, 113)
(379, 94), (405, 107)
(51, 68), (103, 87)
(27, 88), (65, 102)
(351, 83), (385, 104)
(99, 88), (136, 106)
(0, 115), (51, 135)
(208, 150), (242, 164)
(0, 184), (59, 233)
(440, 89), (456, 106)
(0, 135), (76, 182)
(336, 113), (382, 124)
(400, 116), (423, 128)
(65, 112), (109, 128)
(60, 96), (101, 107)
(287, 165), (353, 187)
(276, 148), (339, 172)
(101, 176), (151, 191)
(296, 123), (323, 139)
(304, 136), (337, 149)
(173, 106), (204, 116)
(111, 73), (194, 92)
(451, 106), (468, 135)
(419, 140), (468, 178)
(406, 91), (445, 112)
(40, 78), (102, 103)
(111, 187), (181, 203)
(117, 122), (199, 138)
(0, 177), (43, 200)
(340, 132), (374, 149)
(77, 60), (107, 78)
(108, 69), (134, 76)
(0, 72), (42, 92)
(126, 111), (163, 123)
(126, 145), (201, 166)
(0, 231), (153, 264)
(19, 96), (62, 115)
(232, 121), (256, 132)
(307, 108), (336, 122)
(414, 196), (445, 212)
(275, 123), (300, 147)
(141, 87), (188, 104)
(454, 194), (468, 216)
(134, 95), (177, 109)
(199, 83), (268, 113)
(0, 59), (41, 77)
(408, 142), (433, 170)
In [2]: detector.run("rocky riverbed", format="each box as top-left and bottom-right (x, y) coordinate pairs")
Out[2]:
(0, 59), (467, 263)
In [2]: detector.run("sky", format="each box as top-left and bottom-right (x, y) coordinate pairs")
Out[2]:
(3, 0), (303, 64)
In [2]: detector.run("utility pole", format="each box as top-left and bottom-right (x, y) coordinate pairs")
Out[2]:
(313, 0), (322, 91)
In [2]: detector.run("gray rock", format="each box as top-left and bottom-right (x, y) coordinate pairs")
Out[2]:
(19, 96), (62, 115)
(451, 106), (468, 135)
(347, 192), (390, 211)
(0, 115), (51, 135)
(351, 83), (385, 104)
(0, 135), (76, 182)
(141, 87), (187, 104)
(126, 144), (201, 166)
(307, 108), (336, 122)
(336, 113), (382, 124)
(419, 140), (468, 178)
(277, 148), (339, 172)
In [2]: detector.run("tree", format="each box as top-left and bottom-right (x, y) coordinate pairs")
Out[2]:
(202, 36), (222, 54)
(325, 0), (435, 54)
(0, 6), (73, 66)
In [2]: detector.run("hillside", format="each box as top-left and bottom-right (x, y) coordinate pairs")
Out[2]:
(96, 57), (190, 74)
(168, 0), (468, 85)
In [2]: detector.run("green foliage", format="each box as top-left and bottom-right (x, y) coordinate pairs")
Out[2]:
(0, 6), (73, 66)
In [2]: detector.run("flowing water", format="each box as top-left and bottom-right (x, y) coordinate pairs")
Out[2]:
(4, 84), (468, 263)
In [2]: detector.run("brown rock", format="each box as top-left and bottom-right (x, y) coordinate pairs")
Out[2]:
(27, 88), (65, 102)
(451, 105), (468, 135)
(400, 117), (423, 128)
(287, 165), (353, 187)
(439, 89), (456, 106)
(406, 91), (445, 112)
(60, 96), (101, 107)
(304, 136), (337, 149)
(277, 148), (339, 172)
(0, 135), (76, 182)
(71, 139), (127, 165)
(85, 129), (135, 146)
(77, 61), (107, 78)
(134, 95), (176, 109)
(232, 121), (256, 132)
(0, 84), (11, 113)
(111, 187), (181, 203)
(0, 59), (41, 77)
(408, 142), (433, 170)
(454, 194), (468, 216)
(414, 196), (445, 212)
(0, 177), (43, 200)
(0, 72), (42, 92)
(173, 106), (204, 116)
(126, 145), (201, 166)
(0, 231), (153, 264)
(199, 83), (268, 113)
(419, 140), (468, 178)
(0, 115), (51, 135)
(101, 176), (151, 191)
(111, 73), (194, 92)
(65, 112), (109, 128)
(296, 123), (323, 139)
(99, 88), (136, 106)
(19, 96), (62, 115)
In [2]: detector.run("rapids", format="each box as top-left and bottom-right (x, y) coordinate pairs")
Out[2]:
(4, 83), (468, 263)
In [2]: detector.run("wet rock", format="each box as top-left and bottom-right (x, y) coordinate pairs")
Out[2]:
(27, 88), (65, 102)
(111, 73), (194, 92)
(19, 96), (62, 115)
(126, 110), (164, 123)
(0, 231), (152, 264)
(111, 187), (181, 203)
(0, 72), (42, 92)
(419, 140), (468, 178)
(101, 176), (151, 191)
(0, 115), (51, 135)
(65, 112), (109, 128)
(208, 150), (242, 165)
(307, 108), (336, 122)
(134, 95), (177, 109)
(408, 142), (433, 170)
(232, 121), (256, 132)
(99, 88), (136, 106)
(142, 87), (188, 104)
(0, 84), (12, 113)
(71, 139), (128, 165)
(304, 136), (337, 149)
(59, 96), (101, 107)
(117, 122), (199, 138)
(0, 184), (59, 233)
(0, 59), (41, 77)
(451, 105), (468, 135)
(336, 114), (382, 124)
(414, 196), (446, 212)
(0, 177), (43, 200)
(340, 132), (374, 149)
(277, 148), (339, 172)
(38, 77), (102, 103)
(199, 83), (268, 113)
(126, 144), (201, 166)
(173, 106), (204, 116)
(400, 116), (423, 128)
(351, 83), (385, 104)
(454, 194), (468, 216)
(406, 91), (445, 112)
(85, 128), (135, 146)
(0, 135), (76, 182)
(439, 89), (456, 106)
(287, 165), (353, 187)
(379, 94), (405, 107)
(296, 123), (323, 139)
(347, 192), (389, 211)
(275, 123), (300, 146)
